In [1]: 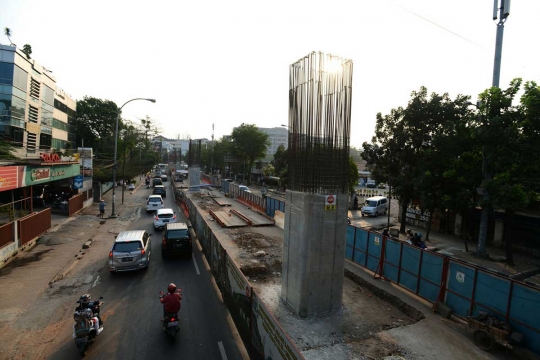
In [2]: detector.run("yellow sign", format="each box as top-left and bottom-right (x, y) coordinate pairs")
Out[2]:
(26, 122), (41, 134)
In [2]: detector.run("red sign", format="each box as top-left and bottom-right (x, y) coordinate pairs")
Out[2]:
(327, 195), (335, 204)
(0, 166), (22, 191)
(40, 153), (61, 162)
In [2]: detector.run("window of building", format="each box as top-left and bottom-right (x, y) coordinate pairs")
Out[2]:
(28, 104), (38, 123)
(52, 118), (68, 131)
(43, 85), (54, 105)
(27, 132), (37, 153)
(0, 125), (24, 147)
(0, 62), (14, 85)
(39, 133), (52, 150)
(30, 78), (40, 99)
(13, 65), (28, 91)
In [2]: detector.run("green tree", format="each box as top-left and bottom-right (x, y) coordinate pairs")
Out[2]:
(348, 156), (359, 194)
(0, 139), (16, 159)
(4, 28), (15, 46)
(21, 44), (32, 59)
(272, 144), (288, 174)
(73, 97), (119, 149)
(231, 124), (270, 185)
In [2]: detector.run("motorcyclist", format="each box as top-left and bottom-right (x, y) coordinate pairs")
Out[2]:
(76, 293), (103, 326)
(73, 308), (102, 337)
(160, 283), (182, 317)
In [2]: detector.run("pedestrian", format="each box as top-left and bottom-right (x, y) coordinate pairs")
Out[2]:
(98, 200), (106, 218)
(353, 195), (358, 210)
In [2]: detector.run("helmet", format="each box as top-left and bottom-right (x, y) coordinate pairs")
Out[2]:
(79, 294), (91, 303)
(167, 283), (177, 294)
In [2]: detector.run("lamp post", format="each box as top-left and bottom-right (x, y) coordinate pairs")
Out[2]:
(111, 98), (155, 217)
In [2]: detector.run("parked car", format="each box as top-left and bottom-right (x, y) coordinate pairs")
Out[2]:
(146, 195), (164, 213)
(153, 208), (177, 230)
(153, 178), (163, 188)
(128, 183), (135, 191)
(238, 185), (251, 193)
(160, 174), (168, 182)
(161, 222), (192, 258)
(153, 185), (166, 198)
(108, 230), (152, 273)
(155, 170), (162, 176)
(361, 196), (388, 217)
(366, 180), (376, 188)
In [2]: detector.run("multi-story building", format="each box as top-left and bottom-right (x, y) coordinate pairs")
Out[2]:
(0, 45), (76, 159)
(258, 127), (288, 155)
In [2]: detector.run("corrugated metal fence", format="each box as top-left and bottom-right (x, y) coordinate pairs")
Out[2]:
(18, 208), (51, 246)
(0, 222), (14, 248)
(347, 225), (540, 354)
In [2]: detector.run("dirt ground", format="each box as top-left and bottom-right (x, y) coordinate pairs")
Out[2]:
(197, 192), (422, 360)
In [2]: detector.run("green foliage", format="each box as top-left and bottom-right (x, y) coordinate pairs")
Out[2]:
(21, 44), (32, 59)
(231, 124), (270, 185)
(0, 139), (16, 159)
(74, 97), (120, 149)
(348, 156), (359, 194)
(272, 144), (288, 175)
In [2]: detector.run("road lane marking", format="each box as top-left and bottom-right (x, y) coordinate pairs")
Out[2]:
(192, 253), (200, 275)
(218, 341), (228, 360)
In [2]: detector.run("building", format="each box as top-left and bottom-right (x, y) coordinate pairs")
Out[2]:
(258, 127), (288, 155)
(0, 45), (76, 158)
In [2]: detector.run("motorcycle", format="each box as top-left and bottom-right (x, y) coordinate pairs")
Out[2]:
(73, 296), (104, 357)
(146, 179), (150, 188)
(159, 289), (182, 341)
(75, 294), (104, 326)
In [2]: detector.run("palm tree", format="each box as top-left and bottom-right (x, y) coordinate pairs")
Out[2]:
(4, 27), (15, 46)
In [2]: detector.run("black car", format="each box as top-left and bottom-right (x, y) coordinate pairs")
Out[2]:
(162, 222), (192, 258)
(153, 185), (166, 198)
(152, 178), (163, 188)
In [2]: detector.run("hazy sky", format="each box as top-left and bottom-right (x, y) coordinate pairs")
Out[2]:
(1, 0), (539, 148)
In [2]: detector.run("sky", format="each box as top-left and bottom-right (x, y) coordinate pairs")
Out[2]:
(1, 0), (539, 149)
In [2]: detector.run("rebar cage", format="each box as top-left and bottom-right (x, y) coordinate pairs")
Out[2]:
(188, 139), (202, 167)
(288, 52), (353, 194)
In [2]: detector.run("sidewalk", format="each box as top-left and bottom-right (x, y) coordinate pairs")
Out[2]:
(0, 182), (142, 359)
(348, 208), (540, 282)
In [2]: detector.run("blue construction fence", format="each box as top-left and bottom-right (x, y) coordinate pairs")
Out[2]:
(346, 225), (540, 355)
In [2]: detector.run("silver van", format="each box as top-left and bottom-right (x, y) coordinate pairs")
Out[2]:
(109, 230), (152, 273)
(361, 196), (388, 217)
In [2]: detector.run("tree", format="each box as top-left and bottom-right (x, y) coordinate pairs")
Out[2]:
(231, 124), (270, 185)
(4, 28), (15, 46)
(348, 156), (359, 194)
(0, 139), (16, 159)
(73, 97), (119, 149)
(272, 144), (288, 174)
(21, 44), (32, 59)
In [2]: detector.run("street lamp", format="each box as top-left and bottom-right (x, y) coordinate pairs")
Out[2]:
(111, 98), (156, 217)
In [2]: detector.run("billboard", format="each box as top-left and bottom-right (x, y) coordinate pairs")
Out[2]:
(77, 147), (93, 177)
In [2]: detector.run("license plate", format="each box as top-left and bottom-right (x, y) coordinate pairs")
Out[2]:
(174, 244), (183, 248)
(75, 337), (87, 344)
(168, 321), (178, 327)
(122, 257), (133, 262)
(163, 220), (169, 222)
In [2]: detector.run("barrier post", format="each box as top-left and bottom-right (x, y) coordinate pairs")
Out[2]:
(433, 257), (450, 311)
(374, 235), (387, 279)
(468, 268), (478, 316)
(505, 281), (514, 323)
(364, 231), (370, 268)
(415, 249), (424, 295)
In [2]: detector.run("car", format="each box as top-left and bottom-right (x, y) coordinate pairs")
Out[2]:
(366, 180), (376, 188)
(361, 196), (388, 217)
(153, 208), (177, 230)
(238, 185), (251, 193)
(108, 230), (152, 273)
(128, 183), (135, 191)
(161, 222), (192, 258)
(153, 178), (163, 188)
(160, 174), (168, 182)
(153, 185), (166, 198)
(155, 170), (162, 176)
(146, 195), (164, 213)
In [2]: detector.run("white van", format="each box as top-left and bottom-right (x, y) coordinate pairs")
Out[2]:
(361, 196), (388, 217)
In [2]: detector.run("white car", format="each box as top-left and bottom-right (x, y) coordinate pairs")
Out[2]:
(128, 184), (135, 190)
(153, 208), (177, 230)
(238, 185), (251, 193)
(146, 195), (164, 213)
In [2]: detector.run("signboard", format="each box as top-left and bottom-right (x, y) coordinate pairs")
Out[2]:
(374, 237), (380, 246)
(73, 175), (84, 189)
(22, 164), (81, 186)
(456, 271), (465, 284)
(77, 147), (93, 177)
(324, 194), (337, 211)
(0, 166), (23, 191)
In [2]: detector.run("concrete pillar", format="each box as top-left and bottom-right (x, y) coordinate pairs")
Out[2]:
(281, 190), (348, 318)
(454, 213), (462, 237)
(493, 220), (504, 246)
(188, 167), (201, 191)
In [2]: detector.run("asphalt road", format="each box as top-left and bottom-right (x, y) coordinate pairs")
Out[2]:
(47, 183), (243, 360)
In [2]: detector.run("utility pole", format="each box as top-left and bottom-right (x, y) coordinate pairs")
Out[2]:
(211, 123), (214, 175)
(477, 0), (510, 257)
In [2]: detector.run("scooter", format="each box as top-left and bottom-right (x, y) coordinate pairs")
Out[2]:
(159, 289), (181, 342)
(73, 301), (104, 357)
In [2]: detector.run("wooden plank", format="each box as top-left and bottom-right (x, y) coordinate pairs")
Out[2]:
(213, 197), (232, 207)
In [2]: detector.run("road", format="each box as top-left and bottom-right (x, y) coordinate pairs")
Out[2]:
(47, 183), (243, 360)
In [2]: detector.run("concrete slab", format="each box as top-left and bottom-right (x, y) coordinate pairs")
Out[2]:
(232, 208), (275, 226)
(209, 210), (248, 228)
(213, 197), (232, 206)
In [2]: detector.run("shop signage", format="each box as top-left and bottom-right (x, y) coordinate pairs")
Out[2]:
(40, 153), (79, 163)
(22, 164), (80, 186)
(0, 166), (23, 191)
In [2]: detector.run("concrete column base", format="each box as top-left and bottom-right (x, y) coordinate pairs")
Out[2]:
(188, 167), (201, 191)
(281, 190), (348, 318)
